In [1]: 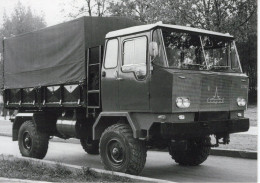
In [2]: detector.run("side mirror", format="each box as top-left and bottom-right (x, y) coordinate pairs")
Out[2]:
(149, 42), (159, 58)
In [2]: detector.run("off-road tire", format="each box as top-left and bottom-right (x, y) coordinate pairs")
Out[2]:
(99, 123), (147, 175)
(80, 137), (99, 155)
(18, 120), (49, 159)
(169, 136), (211, 166)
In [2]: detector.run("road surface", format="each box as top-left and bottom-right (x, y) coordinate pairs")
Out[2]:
(0, 136), (257, 182)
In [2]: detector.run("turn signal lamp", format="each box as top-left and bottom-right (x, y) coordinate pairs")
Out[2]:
(178, 115), (185, 120)
(237, 98), (246, 106)
(237, 113), (242, 117)
(176, 97), (190, 108)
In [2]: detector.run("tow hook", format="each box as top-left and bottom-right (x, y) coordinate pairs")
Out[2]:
(217, 134), (230, 144)
(208, 134), (230, 147)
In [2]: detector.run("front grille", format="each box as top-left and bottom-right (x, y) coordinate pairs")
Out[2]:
(195, 111), (229, 122)
(200, 75), (231, 111)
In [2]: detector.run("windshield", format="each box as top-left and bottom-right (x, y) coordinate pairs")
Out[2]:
(154, 28), (241, 73)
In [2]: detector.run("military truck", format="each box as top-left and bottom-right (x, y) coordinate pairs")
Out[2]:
(1, 17), (249, 175)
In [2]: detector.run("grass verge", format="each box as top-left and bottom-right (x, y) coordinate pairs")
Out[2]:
(0, 155), (133, 182)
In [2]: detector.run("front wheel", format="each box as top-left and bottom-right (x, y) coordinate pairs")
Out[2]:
(169, 136), (211, 166)
(18, 121), (49, 159)
(99, 124), (147, 175)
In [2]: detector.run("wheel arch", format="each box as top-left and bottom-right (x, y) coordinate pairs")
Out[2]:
(12, 112), (57, 141)
(13, 114), (33, 141)
(92, 112), (141, 140)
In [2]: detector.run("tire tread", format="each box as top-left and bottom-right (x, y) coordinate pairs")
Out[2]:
(80, 138), (99, 155)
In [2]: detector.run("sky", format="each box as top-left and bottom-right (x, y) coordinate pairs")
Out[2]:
(0, 0), (83, 27)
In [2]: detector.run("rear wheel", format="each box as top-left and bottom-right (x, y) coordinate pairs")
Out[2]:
(80, 137), (99, 155)
(169, 136), (211, 166)
(99, 123), (147, 175)
(18, 120), (49, 159)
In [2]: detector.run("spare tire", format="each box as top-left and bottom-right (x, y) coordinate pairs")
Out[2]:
(80, 137), (99, 155)
(169, 136), (211, 166)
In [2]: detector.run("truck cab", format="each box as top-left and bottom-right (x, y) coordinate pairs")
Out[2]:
(100, 23), (248, 136)
(95, 23), (249, 173)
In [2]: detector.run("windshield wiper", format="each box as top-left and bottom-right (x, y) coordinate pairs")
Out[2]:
(209, 66), (230, 71)
(181, 63), (202, 70)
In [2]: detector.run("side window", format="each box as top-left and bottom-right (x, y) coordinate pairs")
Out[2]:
(122, 36), (147, 79)
(104, 39), (118, 68)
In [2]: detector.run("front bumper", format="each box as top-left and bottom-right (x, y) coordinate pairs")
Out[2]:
(160, 118), (249, 138)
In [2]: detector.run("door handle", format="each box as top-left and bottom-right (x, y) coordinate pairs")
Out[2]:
(178, 76), (186, 79)
(101, 71), (106, 77)
(116, 77), (123, 81)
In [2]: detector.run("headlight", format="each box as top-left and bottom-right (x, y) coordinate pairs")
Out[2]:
(176, 97), (190, 108)
(237, 98), (246, 106)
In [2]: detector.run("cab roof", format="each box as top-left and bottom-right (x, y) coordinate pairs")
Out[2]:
(106, 22), (234, 39)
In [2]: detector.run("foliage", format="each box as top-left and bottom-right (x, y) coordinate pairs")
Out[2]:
(107, 0), (156, 23)
(0, 1), (46, 39)
(62, 0), (108, 19)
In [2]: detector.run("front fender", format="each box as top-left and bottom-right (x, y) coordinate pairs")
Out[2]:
(92, 112), (142, 140)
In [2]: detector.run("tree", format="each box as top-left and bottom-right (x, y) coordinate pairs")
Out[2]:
(0, 1), (46, 38)
(108, 0), (256, 36)
(107, 0), (156, 23)
(62, 0), (108, 19)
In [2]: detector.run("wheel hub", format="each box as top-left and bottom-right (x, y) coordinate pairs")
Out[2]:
(112, 147), (120, 158)
(107, 140), (124, 164)
(23, 132), (32, 150)
(112, 147), (118, 154)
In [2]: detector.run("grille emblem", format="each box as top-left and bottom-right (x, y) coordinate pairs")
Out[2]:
(207, 87), (224, 104)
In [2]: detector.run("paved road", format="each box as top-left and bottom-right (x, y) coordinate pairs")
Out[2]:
(0, 136), (257, 182)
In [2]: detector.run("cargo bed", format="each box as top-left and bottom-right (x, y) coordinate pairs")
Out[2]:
(2, 17), (140, 110)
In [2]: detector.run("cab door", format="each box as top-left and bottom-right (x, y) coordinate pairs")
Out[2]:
(101, 39), (119, 111)
(118, 34), (150, 111)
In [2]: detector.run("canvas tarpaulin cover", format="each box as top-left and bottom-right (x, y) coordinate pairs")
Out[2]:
(3, 17), (140, 89)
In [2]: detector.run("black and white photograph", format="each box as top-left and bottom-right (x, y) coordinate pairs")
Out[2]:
(0, 0), (258, 182)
